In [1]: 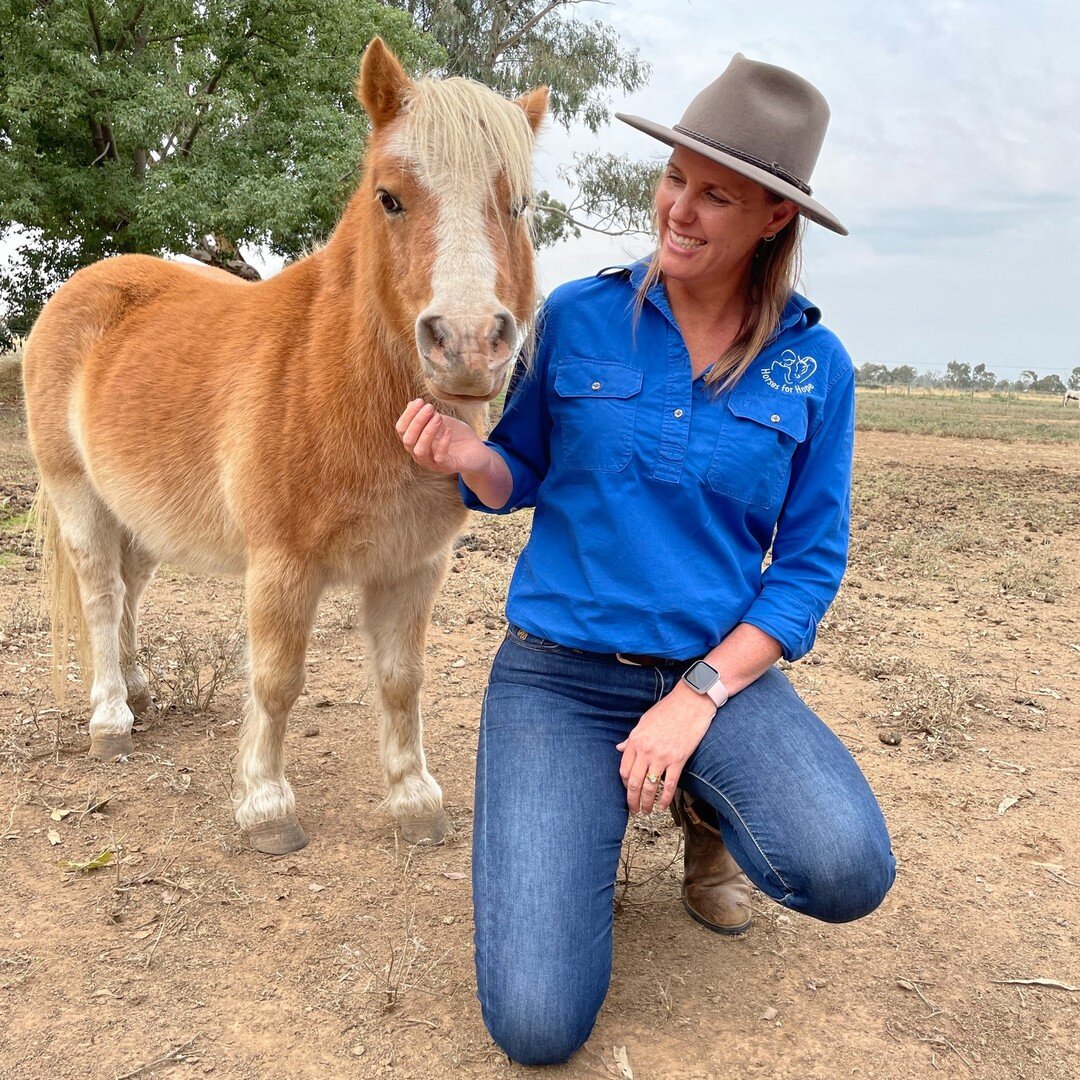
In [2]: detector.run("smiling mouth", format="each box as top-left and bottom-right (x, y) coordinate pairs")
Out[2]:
(668, 228), (706, 250)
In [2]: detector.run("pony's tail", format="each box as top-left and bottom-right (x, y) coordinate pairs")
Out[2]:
(30, 488), (90, 702)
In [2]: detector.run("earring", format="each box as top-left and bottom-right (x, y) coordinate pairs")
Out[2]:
(761, 234), (776, 243)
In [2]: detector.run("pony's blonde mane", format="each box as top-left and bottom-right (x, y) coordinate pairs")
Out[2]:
(397, 76), (535, 206)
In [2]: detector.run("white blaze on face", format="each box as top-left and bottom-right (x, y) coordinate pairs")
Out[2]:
(390, 130), (501, 329)
(390, 79), (534, 370)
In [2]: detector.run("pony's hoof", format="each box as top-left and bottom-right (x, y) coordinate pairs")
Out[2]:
(398, 809), (449, 846)
(88, 733), (134, 762)
(247, 814), (309, 855)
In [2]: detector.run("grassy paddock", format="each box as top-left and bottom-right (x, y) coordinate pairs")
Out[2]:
(855, 386), (1080, 442)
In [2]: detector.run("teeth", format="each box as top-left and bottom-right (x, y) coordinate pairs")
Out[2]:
(670, 231), (705, 249)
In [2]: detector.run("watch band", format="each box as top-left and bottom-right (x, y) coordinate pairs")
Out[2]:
(704, 672), (729, 709)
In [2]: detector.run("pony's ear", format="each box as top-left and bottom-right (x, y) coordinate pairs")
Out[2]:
(356, 37), (412, 126)
(515, 87), (549, 136)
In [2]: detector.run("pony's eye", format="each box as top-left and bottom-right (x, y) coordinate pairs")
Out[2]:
(509, 198), (530, 219)
(377, 189), (404, 215)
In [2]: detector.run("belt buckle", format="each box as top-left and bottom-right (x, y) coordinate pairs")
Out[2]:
(615, 653), (645, 666)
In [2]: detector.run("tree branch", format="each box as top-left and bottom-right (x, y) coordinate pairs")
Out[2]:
(179, 69), (223, 157)
(87, 2), (105, 57)
(494, 0), (575, 59)
(536, 202), (650, 238)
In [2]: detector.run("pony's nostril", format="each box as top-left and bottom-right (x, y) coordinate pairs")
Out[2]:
(490, 310), (515, 349)
(417, 315), (449, 355)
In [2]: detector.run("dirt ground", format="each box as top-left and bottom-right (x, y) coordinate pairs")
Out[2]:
(0, 392), (1077, 1079)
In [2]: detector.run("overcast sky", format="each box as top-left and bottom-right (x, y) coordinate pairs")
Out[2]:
(533, 0), (1080, 378)
(4, 2), (1076, 379)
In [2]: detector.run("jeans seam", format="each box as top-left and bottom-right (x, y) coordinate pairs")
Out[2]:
(683, 767), (794, 897)
(476, 684), (492, 1020)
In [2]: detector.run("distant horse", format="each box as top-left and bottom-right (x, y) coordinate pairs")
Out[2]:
(22, 39), (546, 854)
(1064, 388), (1080, 407)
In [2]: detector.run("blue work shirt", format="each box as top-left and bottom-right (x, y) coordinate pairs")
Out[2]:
(460, 260), (856, 662)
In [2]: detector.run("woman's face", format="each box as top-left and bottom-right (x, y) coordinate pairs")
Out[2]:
(654, 145), (799, 291)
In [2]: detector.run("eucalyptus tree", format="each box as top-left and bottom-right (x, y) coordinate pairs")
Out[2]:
(0, 0), (440, 333)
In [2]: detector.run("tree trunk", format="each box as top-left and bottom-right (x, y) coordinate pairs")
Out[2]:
(186, 235), (262, 281)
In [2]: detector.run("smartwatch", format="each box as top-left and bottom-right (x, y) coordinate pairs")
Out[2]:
(682, 660), (729, 709)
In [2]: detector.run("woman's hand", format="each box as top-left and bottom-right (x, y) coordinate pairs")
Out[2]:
(396, 399), (491, 475)
(396, 398), (514, 509)
(616, 684), (717, 815)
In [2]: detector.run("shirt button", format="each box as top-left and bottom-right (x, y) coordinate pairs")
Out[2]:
(673, 408), (684, 418)
(770, 413), (781, 423)
(591, 381), (602, 391)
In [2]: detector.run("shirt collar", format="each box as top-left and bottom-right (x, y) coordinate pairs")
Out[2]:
(625, 258), (821, 333)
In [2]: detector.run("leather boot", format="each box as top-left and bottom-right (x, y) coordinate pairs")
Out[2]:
(671, 790), (752, 935)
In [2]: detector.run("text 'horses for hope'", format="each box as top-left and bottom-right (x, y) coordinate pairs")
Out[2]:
(22, 39), (546, 854)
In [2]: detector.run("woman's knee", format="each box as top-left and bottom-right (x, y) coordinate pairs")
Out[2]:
(482, 985), (600, 1066)
(788, 821), (896, 923)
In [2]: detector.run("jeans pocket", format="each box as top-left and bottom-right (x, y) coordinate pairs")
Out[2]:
(707, 392), (807, 508)
(554, 358), (643, 471)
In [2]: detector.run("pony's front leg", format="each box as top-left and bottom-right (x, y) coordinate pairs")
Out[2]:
(363, 556), (448, 845)
(233, 552), (323, 855)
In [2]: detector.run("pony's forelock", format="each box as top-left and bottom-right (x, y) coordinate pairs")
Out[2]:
(394, 76), (535, 206)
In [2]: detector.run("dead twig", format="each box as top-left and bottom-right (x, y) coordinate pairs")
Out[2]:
(897, 977), (942, 1017)
(113, 1035), (197, 1080)
(991, 978), (1079, 991)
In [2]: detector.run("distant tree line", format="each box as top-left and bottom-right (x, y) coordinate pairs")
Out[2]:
(855, 362), (1080, 396)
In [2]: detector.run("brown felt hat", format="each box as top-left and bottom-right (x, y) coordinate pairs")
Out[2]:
(617, 54), (847, 235)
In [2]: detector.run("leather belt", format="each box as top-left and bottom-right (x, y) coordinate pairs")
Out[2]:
(615, 652), (701, 670)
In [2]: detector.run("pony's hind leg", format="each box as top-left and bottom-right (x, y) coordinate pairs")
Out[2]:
(120, 534), (158, 717)
(49, 480), (134, 761)
(362, 556), (448, 845)
(233, 552), (322, 855)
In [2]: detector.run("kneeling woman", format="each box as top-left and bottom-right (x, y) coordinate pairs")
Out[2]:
(398, 54), (895, 1067)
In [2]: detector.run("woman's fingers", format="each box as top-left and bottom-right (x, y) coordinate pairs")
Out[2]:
(395, 397), (428, 436)
(638, 767), (665, 816)
(412, 408), (443, 460)
(401, 402), (437, 451)
(656, 762), (682, 813)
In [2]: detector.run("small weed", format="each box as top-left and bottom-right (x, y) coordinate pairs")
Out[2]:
(993, 551), (1064, 603)
(871, 657), (983, 756)
(338, 849), (451, 1012)
(140, 623), (245, 716)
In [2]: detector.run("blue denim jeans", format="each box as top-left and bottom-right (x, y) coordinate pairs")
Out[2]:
(473, 628), (896, 1066)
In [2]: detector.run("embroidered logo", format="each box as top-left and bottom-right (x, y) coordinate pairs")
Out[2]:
(761, 349), (816, 394)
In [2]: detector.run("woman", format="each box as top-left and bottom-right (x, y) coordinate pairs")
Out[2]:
(397, 54), (895, 1067)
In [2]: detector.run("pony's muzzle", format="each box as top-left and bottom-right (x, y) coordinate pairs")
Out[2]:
(416, 308), (517, 400)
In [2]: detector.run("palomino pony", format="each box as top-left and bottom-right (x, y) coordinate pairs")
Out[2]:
(22, 38), (546, 855)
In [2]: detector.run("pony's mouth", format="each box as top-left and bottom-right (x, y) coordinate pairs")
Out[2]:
(427, 384), (505, 405)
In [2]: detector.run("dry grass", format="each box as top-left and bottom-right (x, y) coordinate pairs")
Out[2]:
(139, 621), (246, 716)
(869, 656), (984, 755)
(992, 549), (1064, 603)
(856, 387), (1080, 443)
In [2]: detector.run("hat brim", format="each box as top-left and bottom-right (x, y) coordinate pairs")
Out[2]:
(616, 113), (848, 236)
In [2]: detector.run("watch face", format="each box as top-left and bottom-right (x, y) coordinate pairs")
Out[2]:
(684, 661), (718, 694)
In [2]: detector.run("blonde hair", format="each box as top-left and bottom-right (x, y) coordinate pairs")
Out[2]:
(634, 196), (806, 392)
(400, 76), (535, 211)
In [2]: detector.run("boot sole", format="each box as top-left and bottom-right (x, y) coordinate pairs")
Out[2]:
(681, 897), (752, 936)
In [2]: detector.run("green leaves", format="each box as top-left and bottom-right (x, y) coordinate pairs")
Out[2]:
(0, 0), (442, 325)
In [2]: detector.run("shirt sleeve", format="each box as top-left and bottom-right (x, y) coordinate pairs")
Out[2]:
(740, 359), (855, 661)
(458, 301), (554, 515)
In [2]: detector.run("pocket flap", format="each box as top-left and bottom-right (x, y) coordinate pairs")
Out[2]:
(555, 359), (644, 400)
(727, 391), (808, 443)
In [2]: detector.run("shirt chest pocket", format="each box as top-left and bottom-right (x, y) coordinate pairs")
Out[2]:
(554, 359), (644, 472)
(706, 393), (808, 508)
